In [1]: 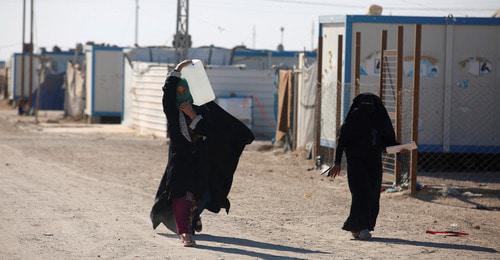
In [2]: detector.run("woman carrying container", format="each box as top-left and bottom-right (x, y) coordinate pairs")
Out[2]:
(150, 60), (254, 247)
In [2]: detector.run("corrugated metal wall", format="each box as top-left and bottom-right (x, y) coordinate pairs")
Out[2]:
(207, 67), (276, 138)
(123, 61), (276, 139)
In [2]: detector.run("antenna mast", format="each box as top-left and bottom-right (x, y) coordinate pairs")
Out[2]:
(173, 0), (191, 61)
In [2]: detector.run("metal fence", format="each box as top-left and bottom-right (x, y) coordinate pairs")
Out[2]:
(317, 24), (500, 195)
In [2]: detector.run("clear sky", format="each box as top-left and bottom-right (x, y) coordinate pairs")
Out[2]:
(0, 0), (498, 60)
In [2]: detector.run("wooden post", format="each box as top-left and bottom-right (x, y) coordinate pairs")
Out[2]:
(314, 25), (323, 160)
(379, 30), (387, 99)
(410, 24), (422, 196)
(28, 0), (34, 107)
(21, 0), (26, 100)
(395, 26), (403, 185)
(354, 32), (361, 97)
(4, 67), (8, 99)
(336, 34), (343, 131)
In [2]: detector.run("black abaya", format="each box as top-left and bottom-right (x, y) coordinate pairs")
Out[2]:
(150, 74), (255, 232)
(334, 93), (397, 232)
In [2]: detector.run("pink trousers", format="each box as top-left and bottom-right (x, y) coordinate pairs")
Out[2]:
(171, 194), (196, 234)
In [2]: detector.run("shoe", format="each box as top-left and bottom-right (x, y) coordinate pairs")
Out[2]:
(180, 233), (196, 247)
(194, 218), (202, 233)
(351, 231), (360, 239)
(358, 229), (372, 240)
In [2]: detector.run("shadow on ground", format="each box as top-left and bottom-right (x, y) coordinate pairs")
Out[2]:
(415, 186), (500, 211)
(370, 237), (498, 253)
(158, 233), (330, 259)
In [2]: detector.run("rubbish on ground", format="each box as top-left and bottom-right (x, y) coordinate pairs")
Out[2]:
(462, 191), (483, 197)
(386, 186), (403, 193)
(426, 230), (469, 237)
(449, 223), (459, 231)
(439, 186), (460, 197)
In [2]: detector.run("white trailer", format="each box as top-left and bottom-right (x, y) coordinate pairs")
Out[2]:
(84, 45), (124, 119)
(319, 15), (500, 154)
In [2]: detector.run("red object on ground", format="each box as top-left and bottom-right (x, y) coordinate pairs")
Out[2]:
(426, 230), (469, 236)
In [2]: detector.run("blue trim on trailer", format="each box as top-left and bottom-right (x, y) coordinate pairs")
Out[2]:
(343, 15), (353, 120)
(347, 15), (500, 25)
(92, 46), (123, 51)
(234, 50), (316, 58)
(92, 111), (122, 117)
(419, 144), (500, 154)
(320, 15), (500, 26)
(40, 51), (79, 56)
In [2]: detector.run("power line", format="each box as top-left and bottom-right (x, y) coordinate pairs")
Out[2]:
(257, 0), (494, 12)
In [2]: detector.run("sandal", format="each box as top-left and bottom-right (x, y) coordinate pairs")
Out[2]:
(358, 230), (372, 240)
(351, 231), (360, 239)
(194, 218), (202, 233)
(180, 233), (196, 247)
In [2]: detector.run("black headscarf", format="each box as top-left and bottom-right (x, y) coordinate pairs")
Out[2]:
(335, 93), (397, 163)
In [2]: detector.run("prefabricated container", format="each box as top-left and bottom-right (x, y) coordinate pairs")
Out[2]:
(318, 15), (500, 154)
(8, 53), (40, 101)
(216, 96), (253, 130)
(85, 45), (124, 118)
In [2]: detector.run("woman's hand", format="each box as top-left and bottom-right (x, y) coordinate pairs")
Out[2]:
(327, 165), (341, 178)
(174, 60), (193, 72)
(179, 102), (197, 119)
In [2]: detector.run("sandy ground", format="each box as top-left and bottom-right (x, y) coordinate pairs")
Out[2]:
(0, 106), (499, 259)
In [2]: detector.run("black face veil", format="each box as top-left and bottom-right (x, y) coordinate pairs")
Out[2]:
(342, 93), (396, 149)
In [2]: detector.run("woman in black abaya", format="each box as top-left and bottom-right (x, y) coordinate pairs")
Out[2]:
(327, 93), (397, 240)
(150, 60), (254, 247)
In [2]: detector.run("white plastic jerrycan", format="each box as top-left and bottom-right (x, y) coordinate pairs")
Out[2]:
(181, 59), (216, 106)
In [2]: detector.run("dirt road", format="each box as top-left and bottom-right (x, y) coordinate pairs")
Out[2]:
(0, 109), (499, 259)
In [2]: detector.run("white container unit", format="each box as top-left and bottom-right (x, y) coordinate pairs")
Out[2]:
(8, 53), (40, 101)
(85, 45), (124, 118)
(216, 96), (253, 130)
(319, 15), (500, 154)
(123, 62), (274, 138)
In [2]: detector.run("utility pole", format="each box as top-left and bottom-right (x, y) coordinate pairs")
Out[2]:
(252, 25), (256, 49)
(28, 0), (34, 108)
(20, 0), (26, 101)
(311, 21), (315, 50)
(134, 0), (139, 46)
(280, 27), (284, 46)
(277, 27), (284, 51)
(173, 0), (191, 62)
